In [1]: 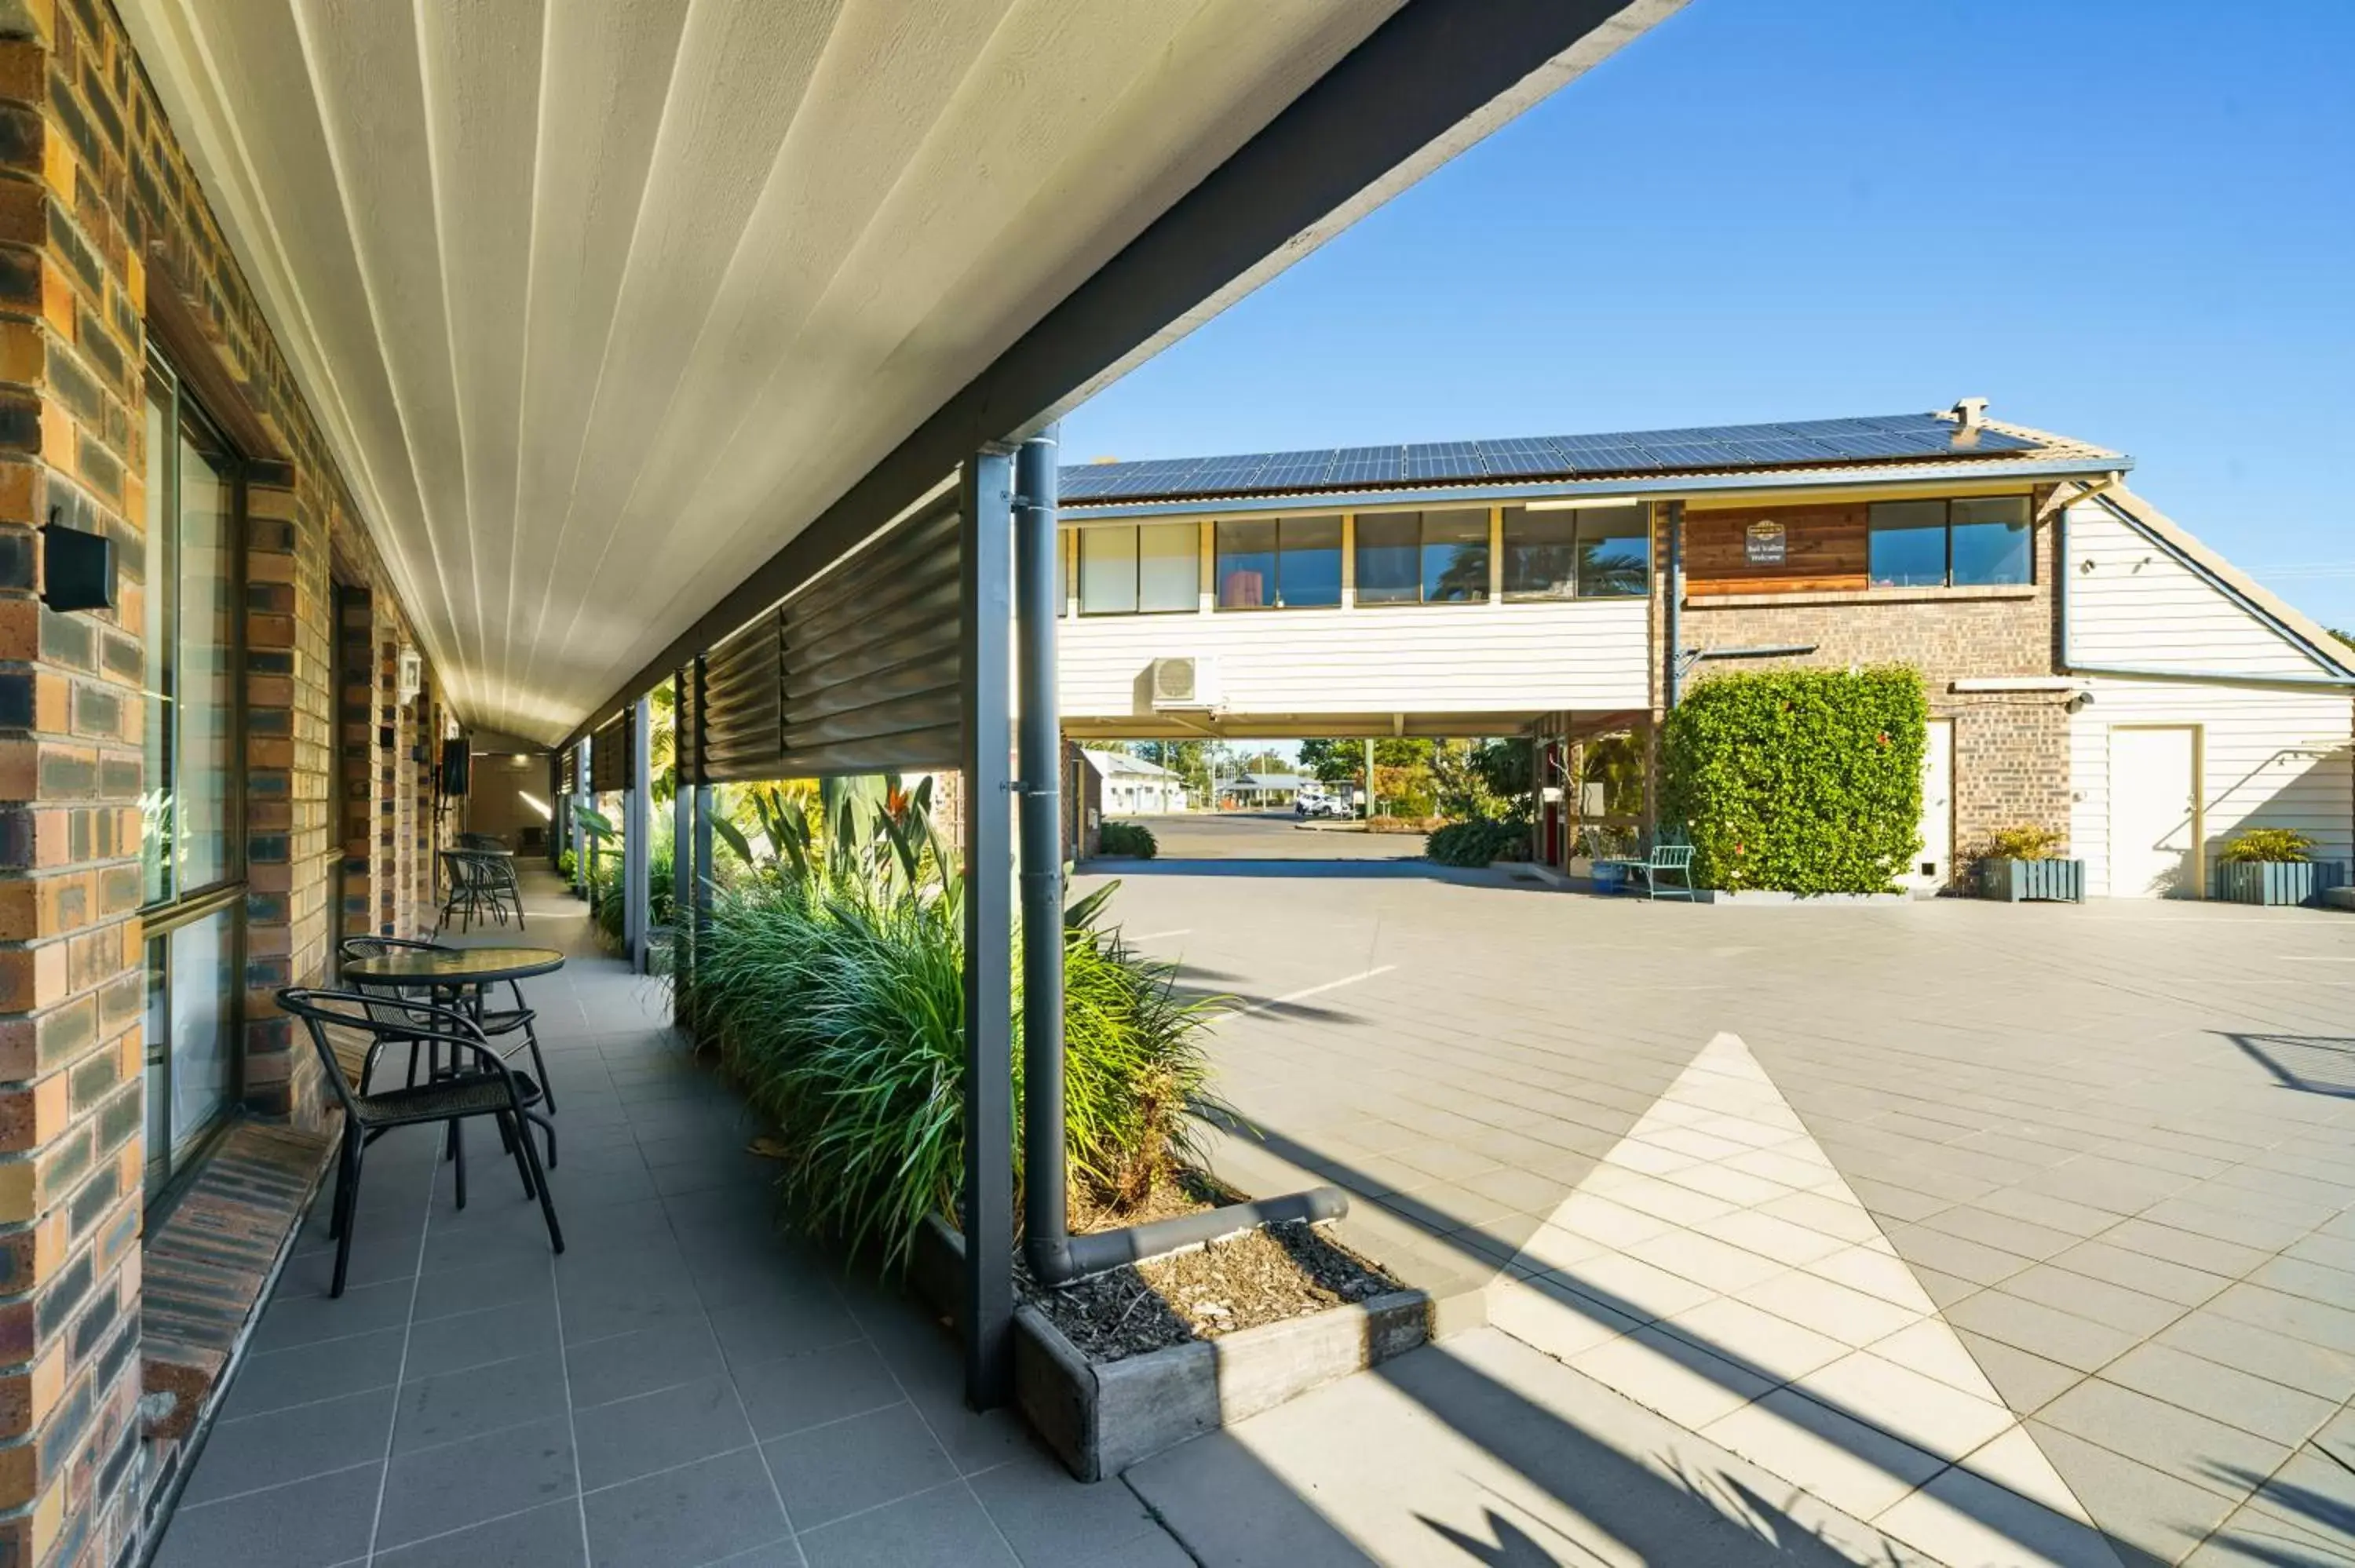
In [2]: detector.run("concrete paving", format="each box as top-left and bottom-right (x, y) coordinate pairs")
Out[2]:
(1081, 848), (2355, 1566)
(1115, 810), (1424, 862)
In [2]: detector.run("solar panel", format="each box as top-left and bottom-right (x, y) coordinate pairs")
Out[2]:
(1640, 442), (1743, 469)
(1560, 444), (1668, 472)
(1403, 441), (1484, 481)
(1058, 466), (1120, 500)
(1328, 446), (1404, 486)
(1771, 418), (1889, 439)
(1254, 450), (1337, 490)
(1185, 454), (1274, 494)
(1475, 437), (1570, 478)
(1948, 428), (2039, 454)
(1722, 437), (1844, 465)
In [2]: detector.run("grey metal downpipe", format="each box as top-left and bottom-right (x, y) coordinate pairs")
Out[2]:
(1013, 429), (1072, 1285)
(1663, 500), (1685, 711)
(1010, 429), (1352, 1285)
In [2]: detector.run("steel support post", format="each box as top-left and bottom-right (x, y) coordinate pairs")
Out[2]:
(958, 446), (1017, 1410)
(672, 673), (693, 984)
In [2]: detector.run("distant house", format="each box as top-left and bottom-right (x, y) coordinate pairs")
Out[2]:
(1079, 749), (1187, 815)
(1225, 771), (1304, 808)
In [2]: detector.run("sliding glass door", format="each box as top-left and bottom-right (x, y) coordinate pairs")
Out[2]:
(141, 354), (246, 1201)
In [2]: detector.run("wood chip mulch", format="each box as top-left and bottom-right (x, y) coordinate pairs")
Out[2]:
(1020, 1176), (1402, 1363)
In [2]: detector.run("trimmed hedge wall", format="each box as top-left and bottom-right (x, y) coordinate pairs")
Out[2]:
(1661, 667), (1927, 895)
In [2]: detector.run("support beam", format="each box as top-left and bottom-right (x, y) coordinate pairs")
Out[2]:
(571, 739), (590, 895)
(959, 447), (1017, 1409)
(672, 673), (693, 981)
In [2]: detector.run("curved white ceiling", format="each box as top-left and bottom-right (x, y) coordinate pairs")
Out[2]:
(119, 0), (1408, 744)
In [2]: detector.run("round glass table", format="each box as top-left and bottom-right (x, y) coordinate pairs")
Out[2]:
(342, 944), (563, 988)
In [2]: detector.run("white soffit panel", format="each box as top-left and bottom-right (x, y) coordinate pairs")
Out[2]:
(119, 0), (1659, 742)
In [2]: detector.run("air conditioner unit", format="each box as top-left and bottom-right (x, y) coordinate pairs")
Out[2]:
(1148, 655), (1220, 711)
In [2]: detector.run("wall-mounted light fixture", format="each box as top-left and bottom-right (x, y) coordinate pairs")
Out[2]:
(41, 507), (117, 613)
(395, 647), (423, 706)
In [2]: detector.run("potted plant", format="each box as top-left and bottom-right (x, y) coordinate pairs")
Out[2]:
(2213, 828), (2346, 906)
(1977, 825), (2083, 903)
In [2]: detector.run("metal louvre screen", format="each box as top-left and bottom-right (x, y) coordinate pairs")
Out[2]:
(559, 746), (578, 795)
(590, 709), (633, 793)
(780, 500), (962, 776)
(674, 661), (700, 787)
(697, 609), (785, 784)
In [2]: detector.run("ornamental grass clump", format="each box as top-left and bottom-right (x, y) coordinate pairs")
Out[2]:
(695, 775), (1223, 1269)
(2218, 827), (2314, 863)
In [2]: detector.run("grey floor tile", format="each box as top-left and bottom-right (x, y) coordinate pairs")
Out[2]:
(967, 1442), (1159, 1568)
(378, 1413), (578, 1547)
(1996, 1263), (2189, 1336)
(798, 1481), (1019, 1568)
(734, 1344), (905, 1441)
(2100, 1342), (2339, 1446)
(394, 1351), (569, 1453)
(402, 1296), (564, 1379)
(1955, 1330), (2083, 1416)
(179, 1387), (395, 1504)
(2029, 1422), (2246, 1565)
(568, 1318), (728, 1409)
(2234, 1445), (2355, 1556)
(2046, 1238), (2236, 1308)
(411, 1254), (557, 1322)
(248, 1278), (415, 1352)
(2159, 1312), (2355, 1402)
(762, 1403), (959, 1531)
(582, 1448), (790, 1568)
(2206, 1283), (2355, 1357)
(374, 1497), (590, 1568)
(215, 1328), (406, 1420)
(574, 1373), (755, 1490)
(151, 1463), (382, 1568)
(706, 1296), (864, 1370)
(557, 1275), (706, 1344)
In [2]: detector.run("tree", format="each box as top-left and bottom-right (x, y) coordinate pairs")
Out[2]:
(1298, 739), (1361, 786)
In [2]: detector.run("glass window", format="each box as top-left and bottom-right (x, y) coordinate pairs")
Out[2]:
(141, 398), (176, 904)
(1056, 531), (1068, 616)
(1502, 507), (1578, 599)
(1215, 520), (1276, 608)
(1422, 509), (1490, 602)
(143, 908), (240, 1198)
(1575, 505), (1651, 597)
(1078, 527), (1138, 614)
(1137, 523), (1198, 611)
(1868, 499), (1949, 588)
(1278, 516), (1342, 607)
(1353, 514), (1420, 604)
(1950, 496), (2032, 585)
(177, 433), (236, 890)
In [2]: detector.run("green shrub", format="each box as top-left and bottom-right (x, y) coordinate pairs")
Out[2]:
(694, 782), (1220, 1268)
(1662, 667), (1927, 895)
(1426, 819), (1527, 866)
(1982, 824), (2065, 862)
(2219, 827), (2314, 863)
(1097, 821), (1157, 859)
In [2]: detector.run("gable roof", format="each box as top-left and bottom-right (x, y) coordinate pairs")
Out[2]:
(2078, 481), (2355, 682)
(1061, 408), (2127, 512)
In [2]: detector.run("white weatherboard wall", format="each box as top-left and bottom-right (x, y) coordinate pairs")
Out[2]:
(2063, 501), (2355, 895)
(1060, 598), (1651, 722)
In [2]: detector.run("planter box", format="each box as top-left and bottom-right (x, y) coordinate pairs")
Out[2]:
(1691, 888), (1910, 906)
(912, 1215), (1429, 1481)
(1980, 858), (2083, 903)
(2213, 860), (2348, 907)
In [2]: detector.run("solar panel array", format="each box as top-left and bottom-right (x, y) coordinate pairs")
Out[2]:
(1057, 411), (2044, 504)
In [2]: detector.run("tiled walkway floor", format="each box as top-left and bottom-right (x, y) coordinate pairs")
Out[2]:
(155, 877), (1188, 1568)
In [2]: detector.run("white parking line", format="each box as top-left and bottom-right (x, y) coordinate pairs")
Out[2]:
(1238, 965), (1397, 1016)
(1131, 928), (1193, 942)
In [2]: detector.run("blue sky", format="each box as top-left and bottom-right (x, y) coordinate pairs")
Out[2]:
(1064, 0), (2355, 630)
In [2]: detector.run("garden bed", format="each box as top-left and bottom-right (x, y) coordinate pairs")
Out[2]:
(1025, 1173), (1400, 1360)
(912, 1180), (1428, 1481)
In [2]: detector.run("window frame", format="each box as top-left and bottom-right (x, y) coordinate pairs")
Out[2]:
(1213, 514), (1342, 611)
(1075, 521), (1199, 616)
(141, 348), (252, 1209)
(1353, 509), (1492, 606)
(1866, 494), (2034, 590)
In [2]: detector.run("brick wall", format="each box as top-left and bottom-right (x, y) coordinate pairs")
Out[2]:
(0, 1), (450, 1561)
(1658, 497), (2076, 868)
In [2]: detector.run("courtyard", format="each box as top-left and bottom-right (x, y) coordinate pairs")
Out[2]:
(1084, 842), (2355, 1566)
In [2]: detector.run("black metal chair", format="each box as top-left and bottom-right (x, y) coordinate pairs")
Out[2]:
(338, 935), (558, 1114)
(279, 988), (563, 1296)
(437, 849), (526, 934)
(456, 832), (508, 851)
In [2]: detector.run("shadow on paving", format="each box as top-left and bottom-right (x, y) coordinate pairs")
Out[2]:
(1220, 1119), (2207, 1568)
(2226, 1032), (2355, 1099)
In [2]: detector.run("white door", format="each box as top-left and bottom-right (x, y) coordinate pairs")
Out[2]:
(1908, 720), (1954, 888)
(2109, 726), (2201, 898)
